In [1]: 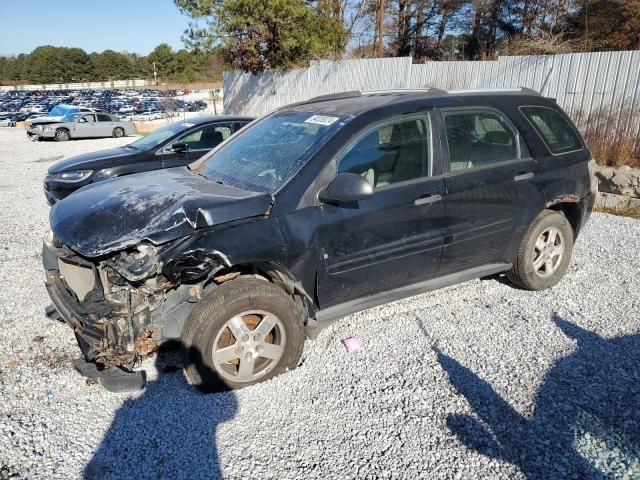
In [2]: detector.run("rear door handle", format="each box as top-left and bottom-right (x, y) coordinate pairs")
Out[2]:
(514, 172), (535, 181)
(414, 194), (443, 206)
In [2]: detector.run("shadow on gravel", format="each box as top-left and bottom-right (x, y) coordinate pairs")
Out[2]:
(84, 345), (237, 480)
(434, 314), (640, 479)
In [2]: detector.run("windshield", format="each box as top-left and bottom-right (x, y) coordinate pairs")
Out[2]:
(49, 105), (76, 117)
(197, 111), (348, 193)
(64, 113), (82, 122)
(129, 122), (194, 151)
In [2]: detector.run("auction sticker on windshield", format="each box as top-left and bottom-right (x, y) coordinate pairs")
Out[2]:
(305, 115), (340, 126)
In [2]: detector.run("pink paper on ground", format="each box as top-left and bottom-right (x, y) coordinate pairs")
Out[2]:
(342, 336), (363, 353)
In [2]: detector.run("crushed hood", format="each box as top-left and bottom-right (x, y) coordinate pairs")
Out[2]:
(48, 146), (136, 173)
(50, 168), (272, 257)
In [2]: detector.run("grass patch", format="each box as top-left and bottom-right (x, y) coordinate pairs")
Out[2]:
(573, 104), (640, 169)
(594, 205), (640, 220)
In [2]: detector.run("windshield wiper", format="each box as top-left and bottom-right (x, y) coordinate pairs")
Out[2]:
(124, 144), (139, 150)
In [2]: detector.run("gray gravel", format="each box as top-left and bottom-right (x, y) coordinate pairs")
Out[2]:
(0, 127), (638, 479)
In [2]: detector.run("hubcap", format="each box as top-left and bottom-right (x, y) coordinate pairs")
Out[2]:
(532, 226), (565, 278)
(212, 310), (285, 383)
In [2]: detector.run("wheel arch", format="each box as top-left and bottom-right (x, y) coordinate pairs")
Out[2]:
(214, 261), (314, 306)
(544, 196), (583, 238)
(56, 127), (71, 138)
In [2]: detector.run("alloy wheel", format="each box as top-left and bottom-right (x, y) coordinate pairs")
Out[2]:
(212, 310), (286, 383)
(532, 226), (565, 278)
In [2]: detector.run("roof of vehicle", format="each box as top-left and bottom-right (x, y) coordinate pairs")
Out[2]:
(283, 88), (550, 115)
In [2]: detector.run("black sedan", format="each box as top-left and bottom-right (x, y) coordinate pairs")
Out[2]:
(43, 115), (253, 204)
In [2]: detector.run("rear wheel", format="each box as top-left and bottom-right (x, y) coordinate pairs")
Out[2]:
(54, 129), (69, 142)
(507, 210), (574, 290)
(181, 278), (305, 392)
(112, 127), (125, 138)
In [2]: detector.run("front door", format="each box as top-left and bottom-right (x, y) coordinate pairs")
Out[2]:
(316, 113), (447, 308)
(73, 113), (97, 138)
(438, 107), (546, 273)
(162, 123), (233, 168)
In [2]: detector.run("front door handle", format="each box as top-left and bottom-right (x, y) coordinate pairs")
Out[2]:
(514, 172), (535, 181)
(414, 194), (443, 206)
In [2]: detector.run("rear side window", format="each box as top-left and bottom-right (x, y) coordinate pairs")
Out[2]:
(337, 116), (431, 188)
(520, 106), (582, 154)
(443, 109), (518, 171)
(97, 114), (112, 122)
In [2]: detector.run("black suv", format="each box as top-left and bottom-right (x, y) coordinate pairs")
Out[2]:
(43, 89), (595, 392)
(43, 115), (253, 204)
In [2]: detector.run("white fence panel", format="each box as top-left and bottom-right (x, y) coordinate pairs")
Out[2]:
(0, 79), (152, 91)
(224, 52), (640, 135)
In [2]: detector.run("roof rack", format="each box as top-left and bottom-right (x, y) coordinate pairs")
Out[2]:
(361, 88), (448, 96)
(445, 87), (541, 96)
(291, 91), (362, 107)
(288, 86), (542, 109)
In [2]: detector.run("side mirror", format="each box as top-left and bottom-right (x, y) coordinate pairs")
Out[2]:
(172, 142), (189, 153)
(319, 172), (373, 204)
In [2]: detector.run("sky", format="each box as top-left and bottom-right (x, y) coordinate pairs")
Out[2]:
(0, 0), (190, 56)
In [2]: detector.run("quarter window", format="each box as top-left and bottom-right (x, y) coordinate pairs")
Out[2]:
(337, 116), (431, 188)
(520, 106), (582, 154)
(443, 109), (519, 171)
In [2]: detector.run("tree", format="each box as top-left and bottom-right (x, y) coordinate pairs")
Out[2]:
(24, 46), (93, 83)
(568, 0), (640, 51)
(90, 50), (133, 80)
(175, 0), (347, 73)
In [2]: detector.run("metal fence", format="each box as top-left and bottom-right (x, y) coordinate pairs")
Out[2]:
(0, 79), (153, 91)
(223, 51), (640, 137)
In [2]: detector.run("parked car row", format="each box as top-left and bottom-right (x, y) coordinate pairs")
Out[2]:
(0, 88), (208, 123)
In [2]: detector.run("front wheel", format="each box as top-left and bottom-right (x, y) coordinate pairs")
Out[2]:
(54, 129), (70, 142)
(507, 210), (574, 291)
(112, 127), (125, 138)
(181, 278), (306, 392)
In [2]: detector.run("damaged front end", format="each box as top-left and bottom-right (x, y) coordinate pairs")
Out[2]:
(42, 231), (228, 366)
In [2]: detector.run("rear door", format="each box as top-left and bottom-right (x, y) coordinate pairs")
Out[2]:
(438, 107), (545, 274)
(316, 113), (447, 307)
(96, 113), (115, 136)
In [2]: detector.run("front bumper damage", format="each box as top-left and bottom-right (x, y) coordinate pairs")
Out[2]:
(43, 235), (168, 364)
(43, 232), (230, 372)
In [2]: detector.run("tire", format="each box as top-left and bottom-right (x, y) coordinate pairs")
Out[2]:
(181, 278), (306, 392)
(54, 129), (70, 142)
(507, 210), (574, 291)
(112, 127), (125, 138)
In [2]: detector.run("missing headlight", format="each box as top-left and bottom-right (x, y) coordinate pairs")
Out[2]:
(104, 244), (160, 282)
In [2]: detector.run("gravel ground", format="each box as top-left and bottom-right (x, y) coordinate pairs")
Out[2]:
(0, 127), (638, 479)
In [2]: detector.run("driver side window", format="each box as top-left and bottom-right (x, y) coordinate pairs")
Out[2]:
(79, 114), (95, 123)
(337, 116), (431, 189)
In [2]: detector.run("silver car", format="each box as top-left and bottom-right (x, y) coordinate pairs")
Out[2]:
(27, 112), (137, 142)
